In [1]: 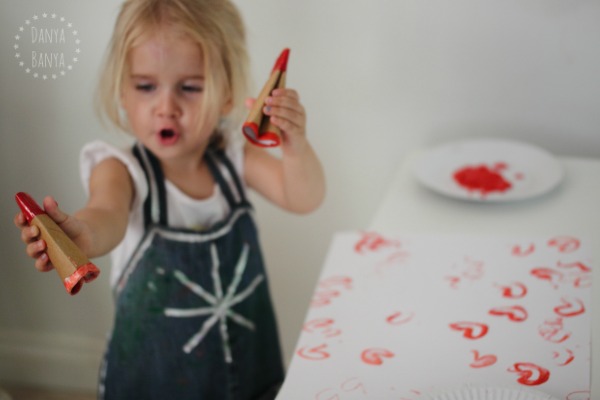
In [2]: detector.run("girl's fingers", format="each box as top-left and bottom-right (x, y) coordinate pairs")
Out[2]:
(270, 117), (302, 139)
(14, 207), (54, 272)
(14, 212), (25, 228)
(264, 105), (304, 127)
(264, 91), (306, 134)
(26, 239), (46, 259)
(34, 253), (54, 272)
(43, 196), (68, 225)
(20, 225), (40, 244)
(271, 88), (299, 100)
(266, 94), (304, 114)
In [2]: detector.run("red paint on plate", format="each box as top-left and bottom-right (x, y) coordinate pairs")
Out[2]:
(453, 163), (512, 196)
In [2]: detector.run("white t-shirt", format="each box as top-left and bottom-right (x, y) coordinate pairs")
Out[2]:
(79, 140), (246, 288)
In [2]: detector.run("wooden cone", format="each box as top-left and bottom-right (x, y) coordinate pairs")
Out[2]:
(243, 48), (290, 147)
(15, 192), (100, 295)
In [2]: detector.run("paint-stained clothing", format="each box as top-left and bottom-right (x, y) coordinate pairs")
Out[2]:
(80, 140), (245, 288)
(82, 142), (284, 399)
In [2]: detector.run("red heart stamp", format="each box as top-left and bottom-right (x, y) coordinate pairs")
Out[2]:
(303, 318), (335, 332)
(470, 350), (497, 368)
(319, 275), (353, 290)
(489, 305), (528, 322)
(530, 267), (563, 288)
(554, 297), (585, 317)
(354, 231), (401, 254)
(512, 243), (535, 256)
(310, 289), (341, 308)
(386, 311), (415, 326)
(449, 322), (489, 339)
(508, 362), (550, 386)
(360, 348), (394, 366)
(548, 236), (580, 253)
(553, 348), (575, 366)
(495, 282), (528, 299)
(297, 343), (330, 361)
(557, 261), (592, 273)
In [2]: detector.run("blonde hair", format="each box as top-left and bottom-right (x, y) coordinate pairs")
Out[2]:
(96, 0), (249, 148)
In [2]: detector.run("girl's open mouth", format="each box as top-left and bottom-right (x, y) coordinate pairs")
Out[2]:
(158, 128), (180, 145)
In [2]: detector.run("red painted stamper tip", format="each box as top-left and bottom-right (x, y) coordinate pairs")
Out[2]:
(272, 48), (290, 72)
(15, 192), (45, 224)
(63, 262), (100, 295)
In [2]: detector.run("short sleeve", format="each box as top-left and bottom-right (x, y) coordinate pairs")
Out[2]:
(79, 140), (148, 212)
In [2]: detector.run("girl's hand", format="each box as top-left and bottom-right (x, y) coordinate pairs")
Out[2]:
(14, 196), (87, 272)
(244, 87), (325, 214)
(246, 88), (308, 154)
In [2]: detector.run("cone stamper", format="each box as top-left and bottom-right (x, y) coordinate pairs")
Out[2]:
(16, 192), (100, 295)
(243, 48), (290, 147)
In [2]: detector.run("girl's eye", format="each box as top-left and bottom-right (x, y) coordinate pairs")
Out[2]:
(181, 85), (203, 93)
(135, 83), (155, 92)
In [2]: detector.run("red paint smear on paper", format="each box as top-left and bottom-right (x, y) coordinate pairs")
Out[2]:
(377, 250), (410, 267)
(453, 163), (512, 196)
(508, 362), (550, 386)
(445, 275), (461, 289)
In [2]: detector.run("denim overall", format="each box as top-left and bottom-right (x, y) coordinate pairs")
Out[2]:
(100, 144), (284, 399)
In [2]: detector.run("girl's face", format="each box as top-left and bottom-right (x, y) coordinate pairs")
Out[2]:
(121, 28), (224, 164)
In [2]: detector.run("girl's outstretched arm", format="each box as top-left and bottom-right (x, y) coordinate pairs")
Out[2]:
(14, 158), (133, 271)
(244, 88), (325, 214)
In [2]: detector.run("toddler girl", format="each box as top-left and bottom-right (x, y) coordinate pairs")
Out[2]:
(14, 0), (325, 398)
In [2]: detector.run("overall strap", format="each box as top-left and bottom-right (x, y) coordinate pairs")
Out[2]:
(205, 148), (251, 209)
(132, 144), (251, 229)
(132, 143), (168, 229)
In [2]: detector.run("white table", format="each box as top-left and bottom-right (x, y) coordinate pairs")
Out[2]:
(369, 152), (600, 396)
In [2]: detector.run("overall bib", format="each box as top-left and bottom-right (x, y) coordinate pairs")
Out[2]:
(100, 144), (284, 399)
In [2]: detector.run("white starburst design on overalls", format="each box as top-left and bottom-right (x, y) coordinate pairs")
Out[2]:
(164, 243), (264, 363)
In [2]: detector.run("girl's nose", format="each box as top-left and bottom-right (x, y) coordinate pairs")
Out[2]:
(156, 90), (180, 118)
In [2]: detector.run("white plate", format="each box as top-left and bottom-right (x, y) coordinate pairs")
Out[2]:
(423, 384), (560, 400)
(413, 139), (563, 202)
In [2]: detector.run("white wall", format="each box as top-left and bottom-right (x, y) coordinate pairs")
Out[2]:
(1, 0), (599, 391)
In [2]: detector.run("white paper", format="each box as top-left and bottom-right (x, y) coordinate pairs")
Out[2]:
(277, 232), (592, 400)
